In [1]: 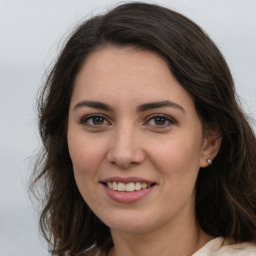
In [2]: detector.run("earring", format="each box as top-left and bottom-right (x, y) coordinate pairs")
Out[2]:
(207, 158), (212, 165)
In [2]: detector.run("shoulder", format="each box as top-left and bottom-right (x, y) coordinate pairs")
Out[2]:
(83, 247), (106, 256)
(193, 237), (256, 256)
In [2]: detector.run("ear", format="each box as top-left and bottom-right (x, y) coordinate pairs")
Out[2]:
(200, 128), (222, 168)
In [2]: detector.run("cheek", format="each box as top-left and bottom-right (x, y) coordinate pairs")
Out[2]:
(68, 139), (112, 222)
(67, 133), (103, 205)
(148, 134), (203, 183)
(68, 132), (104, 176)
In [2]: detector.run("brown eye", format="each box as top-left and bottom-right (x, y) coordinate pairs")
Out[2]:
(154, 116), (167, 126)
(91, 116), (105, 125)
(80, 114), (109, 127)
(147, 114), (176, 127)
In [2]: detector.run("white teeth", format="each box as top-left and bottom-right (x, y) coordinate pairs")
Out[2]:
(106, 181), (152, 192)
(107, 182), (113, 189)
(117, 182), (126, 191)
(113, 181), (118, 191)
(135, 182), (141, 190)
(142, 183), (147, 189)
(126, 182), (135, 191)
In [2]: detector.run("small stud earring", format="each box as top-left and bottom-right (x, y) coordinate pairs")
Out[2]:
(207, 158), (212, 165)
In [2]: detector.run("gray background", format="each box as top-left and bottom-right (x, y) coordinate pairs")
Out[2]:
(1, 0), (255, 255)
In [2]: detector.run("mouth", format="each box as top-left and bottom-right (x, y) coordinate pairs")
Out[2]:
(101, 177), (157, 203)
(102, 181), (156, 192)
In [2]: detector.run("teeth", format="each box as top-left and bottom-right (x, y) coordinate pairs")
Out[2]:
(106, 181), (152, 192)
(135, 182), (141, 190)
(117, 182), (126, 192)
(126, 182), (135, 191)
(107, 182), (113, 189)
(113, 181), (118, 191)
(142, 183), (147, 189)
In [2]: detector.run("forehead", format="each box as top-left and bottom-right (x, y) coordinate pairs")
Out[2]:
(78, 46), (170, 81)
(71, 47), (194, 111)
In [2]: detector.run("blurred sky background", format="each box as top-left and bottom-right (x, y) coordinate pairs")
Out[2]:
(1, 0), (255, 255)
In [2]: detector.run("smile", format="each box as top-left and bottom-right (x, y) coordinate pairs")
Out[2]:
(105, 181), (153, 192)
(101, 177), (156, 202)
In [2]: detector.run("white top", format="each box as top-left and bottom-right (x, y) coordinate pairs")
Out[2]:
(85, 237), (256, 255)
(193, 237), (256, 255)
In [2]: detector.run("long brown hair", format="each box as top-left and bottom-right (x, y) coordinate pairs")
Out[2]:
(30, 2), (256, 255)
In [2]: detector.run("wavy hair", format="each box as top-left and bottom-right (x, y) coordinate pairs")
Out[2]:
(30, 2), (256, 255)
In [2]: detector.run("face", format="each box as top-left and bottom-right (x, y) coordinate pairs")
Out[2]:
(67, 47), (215, 235)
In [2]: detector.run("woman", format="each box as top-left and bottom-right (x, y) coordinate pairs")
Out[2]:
(31, 2), (256, 256)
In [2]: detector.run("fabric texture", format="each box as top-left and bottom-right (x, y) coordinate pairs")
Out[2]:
(84, 237), (256, 255)
(193, 237), (256, 256)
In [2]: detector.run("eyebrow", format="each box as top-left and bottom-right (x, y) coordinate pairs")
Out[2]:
(73, 100), (184, 113)
(136, 100), (185, 113)
(73, 100), (113, 112)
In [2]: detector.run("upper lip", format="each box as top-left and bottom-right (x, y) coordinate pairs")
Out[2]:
(101, 176), (156, 184)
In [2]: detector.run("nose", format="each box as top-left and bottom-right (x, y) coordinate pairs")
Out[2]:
(106, 126), (145, 168)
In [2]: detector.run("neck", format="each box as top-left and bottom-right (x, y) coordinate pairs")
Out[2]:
(109, 216), (213, 256)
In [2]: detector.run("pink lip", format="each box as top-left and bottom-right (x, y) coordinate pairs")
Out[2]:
(101, 184), (155, 204)
(101, 176), (155, 184)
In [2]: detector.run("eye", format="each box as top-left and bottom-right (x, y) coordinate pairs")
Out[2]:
(146, 114), (176, 127)
(80, 114), (110, 128)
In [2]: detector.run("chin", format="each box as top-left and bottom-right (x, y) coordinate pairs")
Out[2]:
(109, 222), (151, 234)
(99, 209), (156, 234)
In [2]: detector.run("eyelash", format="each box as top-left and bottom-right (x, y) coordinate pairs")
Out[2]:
(80, 114), (110, 127)
(80, 114), (177, 129)
(145, 114), (177, 127)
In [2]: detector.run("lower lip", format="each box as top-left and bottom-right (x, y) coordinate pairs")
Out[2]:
(102, 184), (155, 203)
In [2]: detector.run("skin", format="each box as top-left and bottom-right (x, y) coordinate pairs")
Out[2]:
(67, 47), (221, 256)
